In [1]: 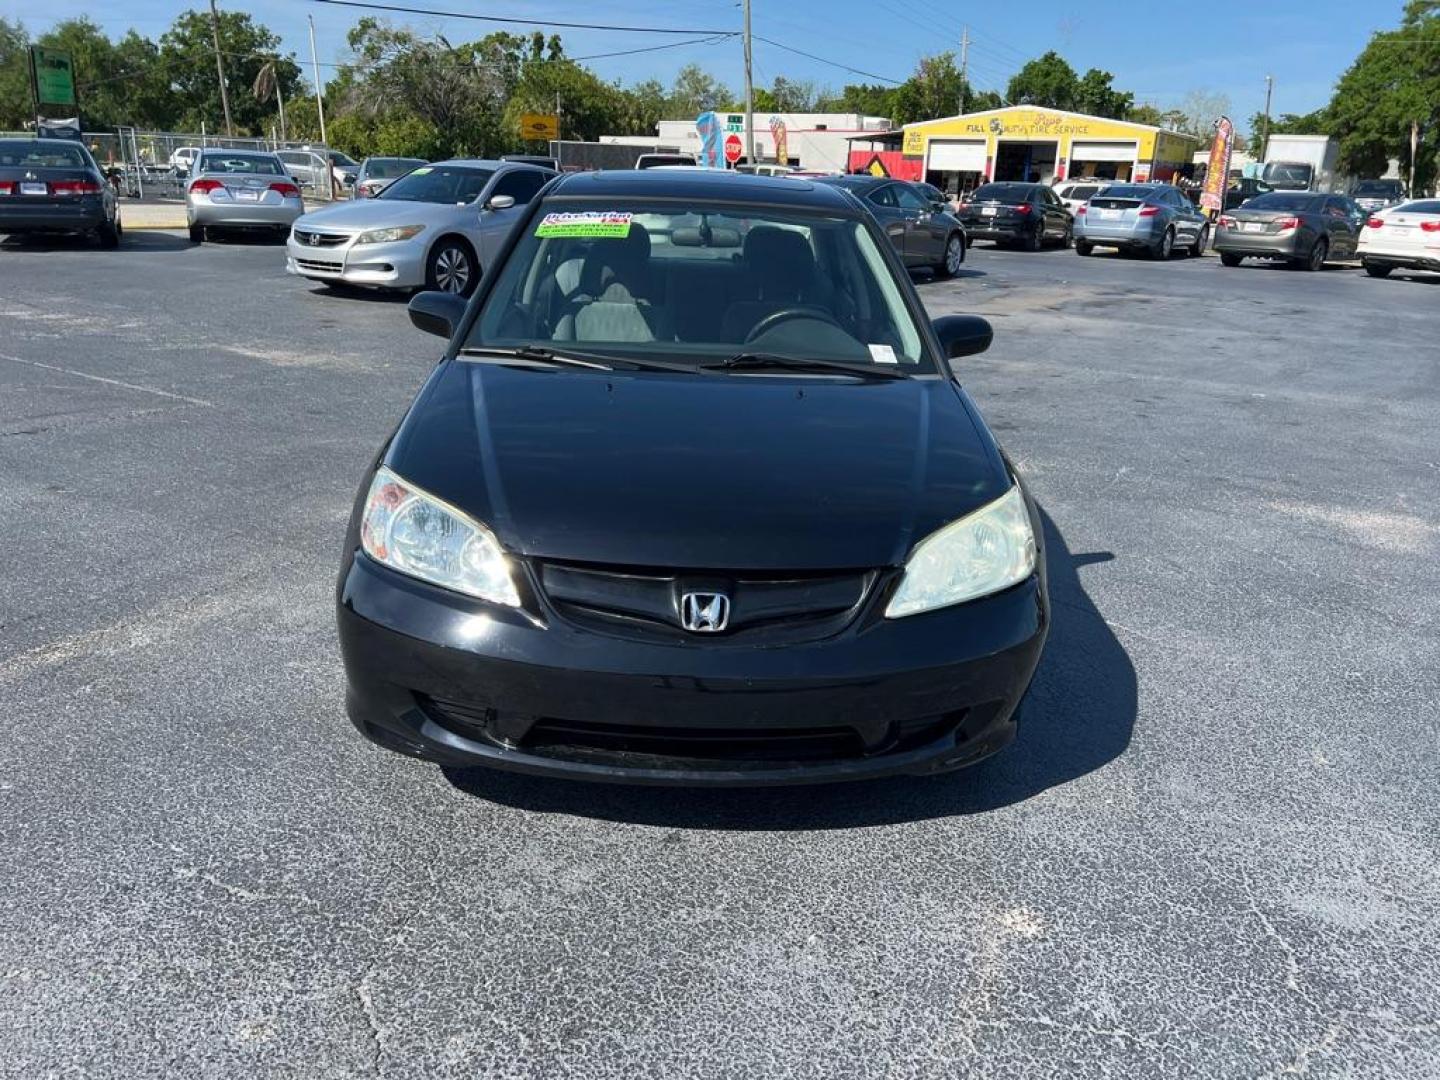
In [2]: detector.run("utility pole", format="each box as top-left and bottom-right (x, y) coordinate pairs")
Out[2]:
(208, 0), (234, 137)
(959, 26), (970, 115)
(1260, 74), (1274, 161)
(308, 14), (328, 147)
(742, 0), (754, 165)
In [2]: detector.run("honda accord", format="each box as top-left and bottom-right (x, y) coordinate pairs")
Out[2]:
(337, 169), (1049, 786)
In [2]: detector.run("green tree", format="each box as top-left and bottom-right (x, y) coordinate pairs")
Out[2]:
(1246, 108), (1328, 157)
(1006, 51), (1079, 110)
(158, 8), (303, 135)
(821, 82), (897, 118)
(0, 17), (31, 129)
(667, 63), (730, 117)
(1325, 1), (1440, 190)
(1128, 103), (1164, 126)
(890, 52), (967, 125)
(616, 77), (667, 136)
(1076, 68), (1132, 119)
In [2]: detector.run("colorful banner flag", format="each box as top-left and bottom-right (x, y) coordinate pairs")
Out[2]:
(769, 116), (788, 166)
(696, 112), (722, 169)
(1200, 116), (1234, 213)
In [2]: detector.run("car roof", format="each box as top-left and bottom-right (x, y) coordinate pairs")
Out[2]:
(549, 168), (860, 211)
(3, 137), (87, 148)
(430, 158), (549, 171)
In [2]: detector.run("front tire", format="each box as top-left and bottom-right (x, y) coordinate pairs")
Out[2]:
(1220, 252), (1243, 267)
(936, 232), (965, 278)
(426, 238), (477, 297)
(188, 221), (205, 244)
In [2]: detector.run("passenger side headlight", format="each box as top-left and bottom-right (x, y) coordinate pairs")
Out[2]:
(360, 467), (520, 607)
(354, 224), (425, 245)
(885, 485), (1036, 618)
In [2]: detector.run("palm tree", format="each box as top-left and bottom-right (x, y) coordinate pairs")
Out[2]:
(253, 59), (287, 143)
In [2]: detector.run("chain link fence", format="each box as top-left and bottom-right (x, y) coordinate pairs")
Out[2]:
(2, 128), (350, 202)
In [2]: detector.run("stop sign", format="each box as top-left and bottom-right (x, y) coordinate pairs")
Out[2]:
(724, 134), (743, 165)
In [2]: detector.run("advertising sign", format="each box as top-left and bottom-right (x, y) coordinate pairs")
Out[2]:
(519, 113), (559, 141)
(769, 116), (788, 165)
(31, 47), (76, 107)
(1200, 116), (1234, 212)
(695, 111), (722, 168)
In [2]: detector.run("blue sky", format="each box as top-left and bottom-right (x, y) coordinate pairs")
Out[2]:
(4, 0), (1411, 129)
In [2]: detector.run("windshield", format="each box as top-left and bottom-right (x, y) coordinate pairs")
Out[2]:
(0, 140), (86, 168)
(199, 153), (283, 175)
(1096, 185), (1156, 201)
(637, 155), (696, 168)
(970, 183), (1035, 203)
(1395, 200), (1440, 215)
(1262, 162), (1313, 188)
(1064, 185), (1102, 200)
(377, 164), (494, 203)
(365, 158), (425, 179)
(1242, 193), (1324, 212)
(1353, 180), (1402, 197)
(330, 151), (359, 167)
(470, 200), (932, 372)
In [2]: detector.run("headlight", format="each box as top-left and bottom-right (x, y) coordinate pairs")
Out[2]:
(359, 467), (520, 606)
(354, 224), (425, 245)
(885, 485), (1036, 618)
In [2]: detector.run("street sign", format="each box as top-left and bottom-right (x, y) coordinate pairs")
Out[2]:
(519, 113), (559, 141)
(31, 47), (76, 107)
(724, 134), (742, 165)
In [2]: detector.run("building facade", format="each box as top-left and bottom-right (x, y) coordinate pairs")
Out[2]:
(851, 106), (1202, 196)
(635, 112), (890, 173)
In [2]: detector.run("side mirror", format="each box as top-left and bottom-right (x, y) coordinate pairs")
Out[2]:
(932, 314), (993, 360)
(486, 194), (516, 211)
(407, 290), (468, 339)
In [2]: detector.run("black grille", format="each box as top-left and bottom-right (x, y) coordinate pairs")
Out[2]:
(294, 256), (342, 273)
(293, 229), (350, 247)
(535, 561), (876, 644)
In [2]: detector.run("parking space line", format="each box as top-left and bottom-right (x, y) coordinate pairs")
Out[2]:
(0, 353), (213, 408)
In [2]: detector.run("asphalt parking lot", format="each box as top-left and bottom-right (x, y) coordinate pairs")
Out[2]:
(2, 231), (1437, 1078)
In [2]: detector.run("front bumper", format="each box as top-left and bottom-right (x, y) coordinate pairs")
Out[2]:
(1214, 229), (1303, 257)
(189, 197), (302, 229)
(0, 199), (107, 234)
(285, 233), (427, 288)
(337, 554), (1048, 786)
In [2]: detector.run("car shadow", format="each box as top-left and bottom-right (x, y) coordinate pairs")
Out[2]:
(443, 508), (1136, 828)
(911, 267), (987, 284)
(202, 229), (289, 246)
(305, 282), (412, 303)
(0, 231), (193, 253)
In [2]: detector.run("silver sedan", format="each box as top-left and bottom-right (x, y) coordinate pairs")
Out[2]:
(286, 160), (554, 296)
(186, 149), (304, 243)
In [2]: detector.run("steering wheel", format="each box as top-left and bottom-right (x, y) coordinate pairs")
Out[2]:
(744, 306), (843, 344)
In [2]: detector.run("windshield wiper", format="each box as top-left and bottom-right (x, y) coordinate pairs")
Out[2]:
(458, 345), (693, 373)
(701, 352), (910, 380)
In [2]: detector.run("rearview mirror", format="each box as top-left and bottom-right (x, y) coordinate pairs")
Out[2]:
(931, 314), (993, 359)
(486, 194), (516, 211)
(407, 290), (468, 339)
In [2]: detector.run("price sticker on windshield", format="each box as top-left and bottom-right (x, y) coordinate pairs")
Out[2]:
(536, 211), (633, 238)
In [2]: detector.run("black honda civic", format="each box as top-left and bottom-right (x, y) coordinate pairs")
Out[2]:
(337, 169), (1048, 786)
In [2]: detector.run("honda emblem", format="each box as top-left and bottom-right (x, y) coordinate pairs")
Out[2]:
(680, 592), (730, 633)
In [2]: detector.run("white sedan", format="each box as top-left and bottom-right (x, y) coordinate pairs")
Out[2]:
(1358, 198), (1440, 278)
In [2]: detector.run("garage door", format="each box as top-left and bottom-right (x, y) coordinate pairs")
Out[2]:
(1070, 141), (1137, 162)
(927, 140), (986, 172)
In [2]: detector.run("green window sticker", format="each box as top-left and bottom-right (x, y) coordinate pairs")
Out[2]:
(535, 211), (633, 238)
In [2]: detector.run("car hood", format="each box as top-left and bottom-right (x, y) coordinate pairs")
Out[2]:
(295, 199), (462, 230)
(386, 361), (1010, 571)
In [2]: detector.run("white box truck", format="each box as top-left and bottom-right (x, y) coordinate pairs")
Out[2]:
(1262, 134), (1347, 193)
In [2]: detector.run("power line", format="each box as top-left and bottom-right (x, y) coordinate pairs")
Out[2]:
(307, 0), (734, 35)
(751, 35), (904, 85)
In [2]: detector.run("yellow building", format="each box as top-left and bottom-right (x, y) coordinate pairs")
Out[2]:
(901, 106), (1202, 194)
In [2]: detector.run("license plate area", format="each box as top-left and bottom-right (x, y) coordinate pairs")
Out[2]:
(1241, 222), (1264, 233)
(235, 189), (260, 202)
(982, 206), (997, 217)
(20, 181), (47, 195)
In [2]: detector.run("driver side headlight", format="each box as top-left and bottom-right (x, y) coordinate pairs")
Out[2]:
(885, 485), (1036, 618)
(354, 224), (425, 245)
(359, 467), (520, 607)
